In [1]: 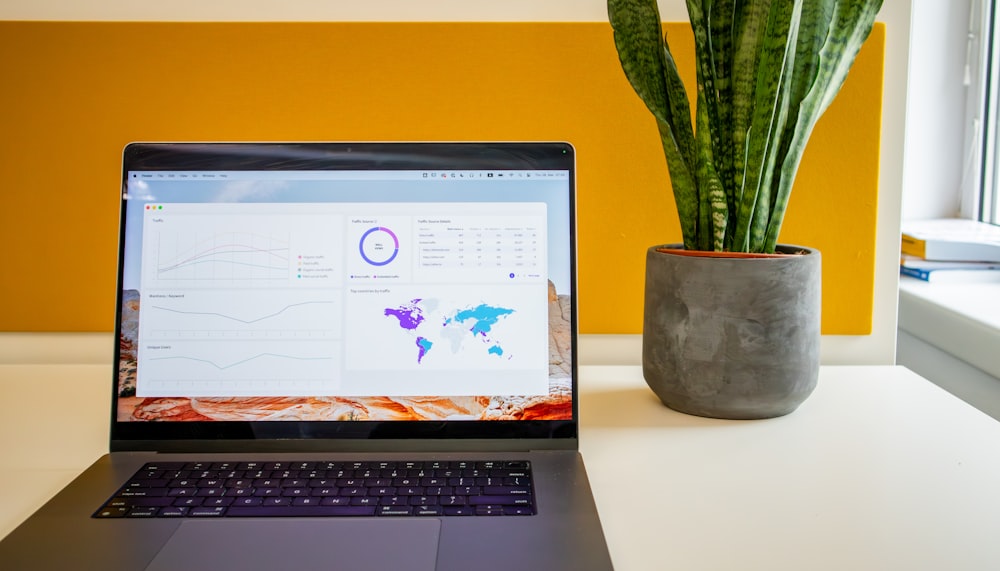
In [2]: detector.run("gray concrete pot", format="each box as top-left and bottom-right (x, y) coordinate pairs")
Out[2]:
(642, 244), (821, 419)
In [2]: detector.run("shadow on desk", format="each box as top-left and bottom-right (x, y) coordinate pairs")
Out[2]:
(579, 386), (769, 429)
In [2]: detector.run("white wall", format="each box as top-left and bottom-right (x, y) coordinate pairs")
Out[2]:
(902, 0), (973, 220)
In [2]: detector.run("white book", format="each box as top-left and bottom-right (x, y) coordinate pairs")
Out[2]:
(900, 218), (1000, 262)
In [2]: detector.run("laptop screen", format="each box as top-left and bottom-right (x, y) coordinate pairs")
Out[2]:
(112, 143), (576, 445)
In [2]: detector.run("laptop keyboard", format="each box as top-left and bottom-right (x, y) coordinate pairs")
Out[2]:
(93, 460), (535, 518)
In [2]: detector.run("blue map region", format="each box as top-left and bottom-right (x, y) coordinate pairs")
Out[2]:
(415, 337), (433, 363)
(450, 304), (516, 337)
(384, 299), (515, 364)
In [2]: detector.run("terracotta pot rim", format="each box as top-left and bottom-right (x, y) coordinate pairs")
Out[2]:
(654, 245), (814, 259)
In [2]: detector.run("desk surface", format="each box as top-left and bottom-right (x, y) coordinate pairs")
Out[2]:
(2, 364), (1000, 570)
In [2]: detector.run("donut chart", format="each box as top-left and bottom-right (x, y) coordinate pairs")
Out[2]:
(359, 226), (400, 266)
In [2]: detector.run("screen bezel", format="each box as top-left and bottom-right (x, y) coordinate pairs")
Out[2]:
(110, 142), (578, 451)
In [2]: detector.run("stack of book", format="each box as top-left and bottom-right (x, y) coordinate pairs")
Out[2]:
(900, 219), (1000, 282)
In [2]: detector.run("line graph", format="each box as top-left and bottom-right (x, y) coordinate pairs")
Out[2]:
(148, 352), (333, 371)
(144, 292), (341, 341)
(156, 231), (291, 282)
(150, 300), (335, 325)
(137, 339), (340, 397)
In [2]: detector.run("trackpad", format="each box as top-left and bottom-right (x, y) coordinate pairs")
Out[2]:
(145, 519), (441, 571)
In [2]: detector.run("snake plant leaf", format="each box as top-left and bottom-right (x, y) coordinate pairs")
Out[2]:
(685, 0), (722, 168)
(609, 0), (700, 249)
(661, 34), (698, 176)
(608, 0), (673, 125)
(706, 0), (737, 227)
(733, 0), (802, 252)
(687, 0), (731, 251)
(727, 0), (768, 238)
(762, 0), (883, 251)
(694, 89), (729, 252)
(657, 119), (700, 249)
(659, 45), (700, 249)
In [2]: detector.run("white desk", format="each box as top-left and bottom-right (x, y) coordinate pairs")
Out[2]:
(3, 364), (1000, 570)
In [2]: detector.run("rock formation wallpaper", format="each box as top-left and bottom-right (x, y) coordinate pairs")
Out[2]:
(117, 282), (573, 422)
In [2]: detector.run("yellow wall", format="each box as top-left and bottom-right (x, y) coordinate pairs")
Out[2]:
(0, 22), (884, 334)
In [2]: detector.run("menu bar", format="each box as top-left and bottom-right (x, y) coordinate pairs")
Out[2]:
(129, 170), (569, 181)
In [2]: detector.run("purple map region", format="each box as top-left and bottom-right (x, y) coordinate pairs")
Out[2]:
(416, 337), (434, 363)
(384, 300), (433, 363)
(384, 299), (425, 331)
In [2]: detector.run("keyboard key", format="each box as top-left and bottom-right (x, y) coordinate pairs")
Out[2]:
(158, 507), (190, 517)
(469, 495), (533, 506)
(127, 506), (160, 517)
(226, 506), (377, 517)
(320, 497), (351, 506)
(173, 497), (203, 507)
(189, 507), (227, 517)
(408, 496), (437, 506)
(233, 497), (263, 507)
(483, 486), (533, 496)
(113, 497), (173, 507)
(202, 497), (235, 507)
(378, 506), (413, 516)
(94, 506), (129, 518)
(120, 488), (168, 497)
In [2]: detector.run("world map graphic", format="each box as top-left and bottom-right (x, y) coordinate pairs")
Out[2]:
(384, 298), (516, 364)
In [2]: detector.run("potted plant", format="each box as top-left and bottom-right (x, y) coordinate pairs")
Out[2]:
(608, 0), (883, 419)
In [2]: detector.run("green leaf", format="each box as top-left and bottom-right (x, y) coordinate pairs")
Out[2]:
(610, 0), (699, 248)
(762, 0), (883, 251)
(728, 0), (767, 246)
(660, 44), (700, 248)
(706, 0), (737, 230)
(608, 0), (672, 124)
(733, 0), (801, 252)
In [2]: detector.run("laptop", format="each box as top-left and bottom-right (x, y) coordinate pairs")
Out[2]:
(0, 142), (613, 570)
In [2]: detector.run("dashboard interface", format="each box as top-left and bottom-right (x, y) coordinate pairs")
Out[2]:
(116, 163), (575, 424)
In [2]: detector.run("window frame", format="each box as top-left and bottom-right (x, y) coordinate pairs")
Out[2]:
(970, 0), (1000, 223)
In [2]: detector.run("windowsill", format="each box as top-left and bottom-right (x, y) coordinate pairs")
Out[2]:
(897, 276), (1000, 379)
